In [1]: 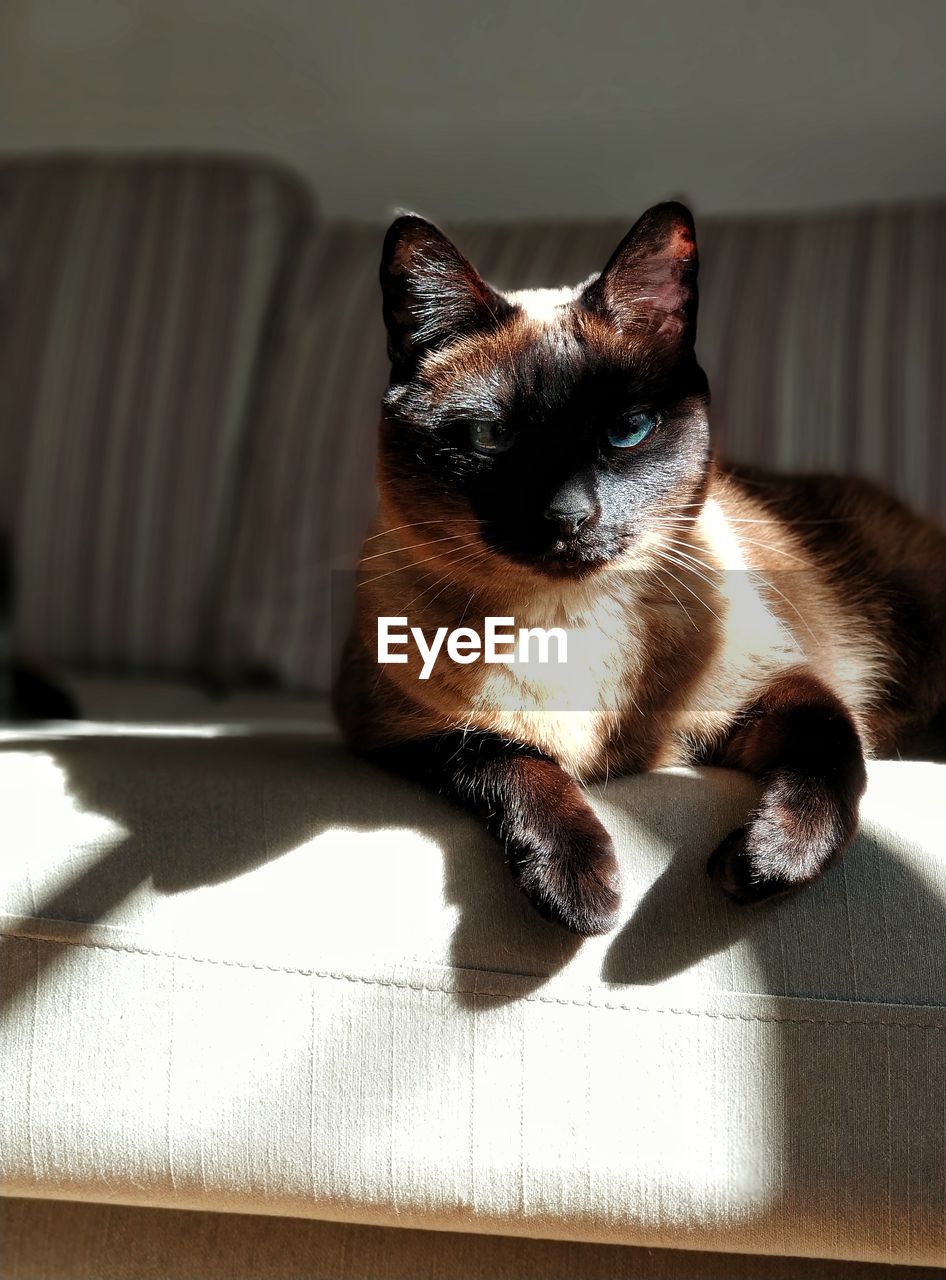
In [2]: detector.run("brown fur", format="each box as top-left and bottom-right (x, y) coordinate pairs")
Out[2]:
(340, 466), (946, 766)
(334, 206), (946, 933)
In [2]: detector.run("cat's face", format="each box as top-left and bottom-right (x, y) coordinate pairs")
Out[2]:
(378, 203), (710, 578)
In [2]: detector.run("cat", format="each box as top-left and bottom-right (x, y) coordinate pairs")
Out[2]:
(333, 202), (946, 936)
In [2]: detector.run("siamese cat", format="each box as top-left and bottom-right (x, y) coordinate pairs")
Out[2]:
(334, 203), (946, 936)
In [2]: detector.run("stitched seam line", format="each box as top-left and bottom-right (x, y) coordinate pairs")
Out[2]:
(3, 929), (945, 1032)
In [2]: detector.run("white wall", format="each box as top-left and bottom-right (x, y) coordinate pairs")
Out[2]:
(3, 0), (946, 221)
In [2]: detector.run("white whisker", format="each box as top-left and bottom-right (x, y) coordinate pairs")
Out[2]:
(655, 575), (699, 630)
(658, 541), (724, 593)
(363, 518), (481, 543)
(652, 553), (723, 624)
(725, 516), (856, 526)
(750, 571), (819, 644)
(734, 535), (809, 567)
(359, 542), (478, 589)
(399, 548), (493, 615)
(359, 532), (473, 562)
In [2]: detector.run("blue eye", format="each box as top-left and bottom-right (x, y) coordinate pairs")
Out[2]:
(470, 420), (514, 454)
(608, 411), (659, 449)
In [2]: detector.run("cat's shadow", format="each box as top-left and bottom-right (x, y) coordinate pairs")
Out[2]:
(0, 732), (588, 1011)
(7, 726), (946, 1268)
(601, 722), (946, 998)
(5, 725), (946, 1018)
(3, 732), (784, 1012)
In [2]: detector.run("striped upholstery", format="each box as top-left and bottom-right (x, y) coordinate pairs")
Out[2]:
(698, 206), (946, 515)
(223, 203), (946, 692)
(218, 226), (390, 690)
(0, 156), (312, 673)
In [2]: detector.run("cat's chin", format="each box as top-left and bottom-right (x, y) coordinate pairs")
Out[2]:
(522, 549), (614, 580)
(491, 535), (636, 579)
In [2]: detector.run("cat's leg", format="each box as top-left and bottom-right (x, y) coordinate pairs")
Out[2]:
(709, 669), (868, 904)
(371, 730), (620, 935)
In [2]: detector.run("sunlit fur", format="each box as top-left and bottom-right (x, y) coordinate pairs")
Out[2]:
(335, 204), (946, 931)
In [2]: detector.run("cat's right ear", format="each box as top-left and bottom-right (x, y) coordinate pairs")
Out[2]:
(581, 202), (699, 350)
(380, 215), (511, 375)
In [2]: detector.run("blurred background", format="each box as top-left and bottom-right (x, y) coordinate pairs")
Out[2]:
(1, 0), (945, 720)
(4, 0), (946, 220)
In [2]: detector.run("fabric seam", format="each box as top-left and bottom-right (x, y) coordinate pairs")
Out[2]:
(3, 928), (945, 1031)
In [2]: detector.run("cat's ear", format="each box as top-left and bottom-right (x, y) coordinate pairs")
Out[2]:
(582, 202), (698, 348)
(380, 215), (511, 373)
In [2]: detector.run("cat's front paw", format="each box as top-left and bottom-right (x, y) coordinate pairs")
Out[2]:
(511, 818), (621, 936)
(707, 827), (797, 904)
(505, 789), (621, 936)
(707, 779), (852, 905)
(509, 814), (622, 936)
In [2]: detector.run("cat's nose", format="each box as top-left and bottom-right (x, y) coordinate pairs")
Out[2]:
(544, 506), (592, 536)
(544, 476), (598, 535)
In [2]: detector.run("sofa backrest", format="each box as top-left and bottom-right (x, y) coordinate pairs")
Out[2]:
(0, 155), (312, 676)
(221, 205), (946, 692)
(2, 157), (943, 694)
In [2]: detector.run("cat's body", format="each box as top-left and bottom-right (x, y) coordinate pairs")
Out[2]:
(342, 463), (946, 774)
(335, 207), (946, 934)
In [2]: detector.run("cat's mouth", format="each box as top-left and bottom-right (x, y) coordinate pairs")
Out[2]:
(536, 549), (610, 577)
(478, 517), (631, 577)
(514, 534), (623, 577)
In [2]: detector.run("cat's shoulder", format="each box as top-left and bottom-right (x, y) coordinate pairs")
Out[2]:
(712, 459), (918, 523)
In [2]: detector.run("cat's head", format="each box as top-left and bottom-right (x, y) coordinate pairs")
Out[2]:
(378, 203), (710, 578)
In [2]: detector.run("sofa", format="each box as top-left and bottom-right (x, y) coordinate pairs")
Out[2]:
(1, 155), (945, 1278)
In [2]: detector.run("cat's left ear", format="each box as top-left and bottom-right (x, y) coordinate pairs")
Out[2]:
(380, 215), (512, 375)
(582, 202), (698, 348)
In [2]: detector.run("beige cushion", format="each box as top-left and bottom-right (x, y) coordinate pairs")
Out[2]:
(57, 671), (333, 726)
(1, 722), (945, 1267)
(3, 1198), (938, 1280)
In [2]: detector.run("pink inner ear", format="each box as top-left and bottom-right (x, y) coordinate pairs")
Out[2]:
(666, 223), (697, 262)
(654, 312), (687, 341)
(608, 268), (690, 337)
(608, 222), (696, 337)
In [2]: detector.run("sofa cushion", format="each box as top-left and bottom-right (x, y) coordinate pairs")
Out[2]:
(221, 203), (946, 692)
(0, 155), (312, 673)
(1, 724), (944, 1266)
(56, 671), (332, 727)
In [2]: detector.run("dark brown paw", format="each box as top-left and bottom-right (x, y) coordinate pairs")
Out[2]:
(708, 769), (857, 905)
(512, 822), (620, 935)
(707, 827), (797, 905)
(707, 780), (849, 905)
(504, 776), (620, 935)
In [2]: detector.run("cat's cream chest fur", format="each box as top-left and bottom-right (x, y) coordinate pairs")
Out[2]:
(353, 495), (893, 771)
(464, 580), (645, 779)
